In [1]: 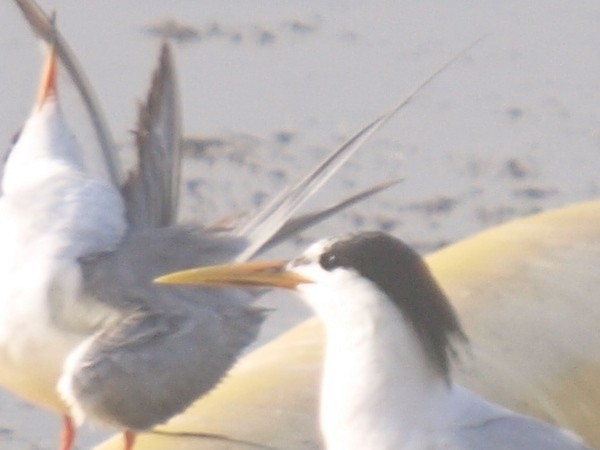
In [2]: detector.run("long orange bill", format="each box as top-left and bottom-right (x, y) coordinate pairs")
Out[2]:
(36, 41), (58, 109)
(154, 260), (311, 290)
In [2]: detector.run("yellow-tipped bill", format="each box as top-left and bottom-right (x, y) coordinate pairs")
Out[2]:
(155, 260), (312, 290)
(36, 42), (58, 110)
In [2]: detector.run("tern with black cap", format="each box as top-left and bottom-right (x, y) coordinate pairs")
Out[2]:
(4, 3), (491, 447)
(158, 231), (592, 449)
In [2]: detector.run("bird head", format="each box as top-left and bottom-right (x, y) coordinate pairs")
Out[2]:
(157, 231), (467, 380)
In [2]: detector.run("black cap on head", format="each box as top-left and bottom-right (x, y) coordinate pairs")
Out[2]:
(318, 231), (466, 380)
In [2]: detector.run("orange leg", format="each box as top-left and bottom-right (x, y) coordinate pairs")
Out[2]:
(124, 430), (137, 450)
(60, 415), (75, 450)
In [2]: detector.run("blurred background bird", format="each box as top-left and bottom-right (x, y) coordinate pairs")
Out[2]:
(157, 231), (593, 449)
(0, 1), (402, 448)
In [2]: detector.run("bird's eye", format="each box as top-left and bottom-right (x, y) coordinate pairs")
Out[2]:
(319, 252), (339, 271)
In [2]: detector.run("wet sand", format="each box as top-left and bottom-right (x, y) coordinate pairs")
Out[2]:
(0, 1), (599, 448)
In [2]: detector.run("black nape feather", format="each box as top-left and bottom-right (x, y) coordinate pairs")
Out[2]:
(319, 231), (467, 381)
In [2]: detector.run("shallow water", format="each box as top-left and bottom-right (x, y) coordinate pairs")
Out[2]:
(0, 1), (599, 448)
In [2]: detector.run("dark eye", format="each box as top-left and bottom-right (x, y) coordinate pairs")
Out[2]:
(319, 251), (339, 271)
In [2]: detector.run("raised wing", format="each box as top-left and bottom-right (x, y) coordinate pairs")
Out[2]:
(122, 43), (182, 229)
(234, 40), (479, 262)
(258, 180), (401, 255)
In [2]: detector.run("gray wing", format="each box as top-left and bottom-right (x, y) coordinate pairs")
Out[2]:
(63, 300), (264, 431)
(259, 180), (400, 255)
(60, 227), (265, 430)
(233, 105), (404, 262)
(206, 181), (399, 250)
(81, 227), (246, 292)
(451, 413), (591, 450)
(123, 42), (182, 229)
(233, 39), (481, 262)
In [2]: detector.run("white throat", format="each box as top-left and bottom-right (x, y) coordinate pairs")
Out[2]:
(3, 99), (84, 195)
(298, 272), (453, 449)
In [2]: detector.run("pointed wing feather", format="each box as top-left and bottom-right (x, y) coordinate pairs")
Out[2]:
(257, 179), (401, 255)
(233, 110), (401, 262)
(122, 43), (183, 229)
(234, 40), (481, 262)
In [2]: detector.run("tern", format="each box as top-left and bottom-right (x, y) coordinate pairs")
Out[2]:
(5, 3), (483, 448)
(157, 231), (592, 449)
(0, 18), (400, 450)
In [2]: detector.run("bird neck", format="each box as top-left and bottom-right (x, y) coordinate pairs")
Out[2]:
(316, 288), (453, 449)
(0, 98), (126, 261)
(3, 100), (85, 195)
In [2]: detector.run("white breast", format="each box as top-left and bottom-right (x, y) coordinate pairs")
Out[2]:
(0, 98), (126, 412)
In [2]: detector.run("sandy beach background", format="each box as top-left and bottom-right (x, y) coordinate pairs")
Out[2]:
(0, 1), (599, 448)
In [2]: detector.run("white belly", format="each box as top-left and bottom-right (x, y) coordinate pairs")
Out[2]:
(0, 319), (82, 413)
(0, 238), (85, 413)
